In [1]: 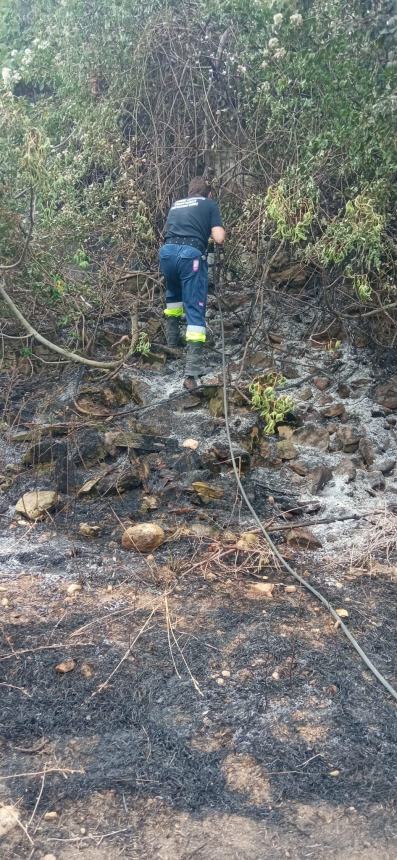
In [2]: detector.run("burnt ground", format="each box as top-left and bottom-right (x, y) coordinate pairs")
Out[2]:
(0, 294), (396, 859)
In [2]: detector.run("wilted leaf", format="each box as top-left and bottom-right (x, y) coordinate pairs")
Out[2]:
(191, 481), (224, 503)
(77, 474), (104, 496)
(236, 532), (259, 551)
(79, 522), (101, 537)
(335, 608), (349, 619)
(249, 582), (274, 597)
(66, 582), (82, 596)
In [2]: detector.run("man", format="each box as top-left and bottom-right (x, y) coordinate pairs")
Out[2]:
(159, 176), (225, 392)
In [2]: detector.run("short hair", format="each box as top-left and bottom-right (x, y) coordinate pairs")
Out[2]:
(188, 176), (211, 198)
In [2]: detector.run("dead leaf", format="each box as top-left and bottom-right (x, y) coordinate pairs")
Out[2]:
(55, 658), (76, 674)
(80, 662), (94, 679)
(140, 495), (158, 513)
(79, 522), (101, 537)
(236, 532), (258, 551)
(335, 608), (349, 618)
(0, 805), (19, 838)
(191, 481), (224, 503)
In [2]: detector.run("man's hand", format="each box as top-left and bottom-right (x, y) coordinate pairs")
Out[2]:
(211, 226), (225, 245)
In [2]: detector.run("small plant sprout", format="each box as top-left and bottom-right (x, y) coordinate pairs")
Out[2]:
(249, 373), (294, 435)
(134, 332), (151, 356)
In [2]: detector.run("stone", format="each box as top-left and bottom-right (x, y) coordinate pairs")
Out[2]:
(285, 585), (297, 593)
(310, 465), (333, 494)
(249, 582), (274, 597)
(375, 376), (397, 411)
(335, 460), (356, 482)
(121, 523), (165, 552)
(208, 394), (224, 418)
(368, 470), (385, 491)
(66, 582), (82, 596)
(277, 425), (295, 440)
(55, 658), (76, 674)
(182, 438), (199, 450)
(44, 811), (59, 822)
(359, 437), (375, 466)
(289, 461), (308, 477)
(22, 438), (54, 466)
(295, 425), (329, 451)
(72, 428), (106, 464)
(313, 376), (330, 391)
(41, 855), (57, 860)
(298, 387), (313, 401)
(15, 490), (58, 521)
(320, 403), (346, 419)
(286, 528), (322, 549)
(276, 440), (297, 460)
(0, 805), (18, 838)
(191, 481), (224, 502)
(337, 383), (351, 398)
(373, 456), (396, 475)
(336, 426), (361, 453)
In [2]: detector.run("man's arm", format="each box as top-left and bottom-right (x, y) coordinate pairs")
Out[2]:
(211, 225), (225, 245)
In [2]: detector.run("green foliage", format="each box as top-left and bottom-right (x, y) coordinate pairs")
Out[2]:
(249, 373), (293, 435)
(134, 331), (151, 356)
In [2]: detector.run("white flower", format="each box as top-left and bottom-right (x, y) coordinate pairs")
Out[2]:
(261, 60), (268, 69)
(11, 49), (18, 58)
(12, 70), (22, 83)
(268, 37), (279, 50)
(290, 12), (303, 27)
(261, 81), (270, 92)
(274, 47), (287, 60)
(273, 13), (283, 27)
(237, 64), (247, 74)
(2, 67), (12, 86)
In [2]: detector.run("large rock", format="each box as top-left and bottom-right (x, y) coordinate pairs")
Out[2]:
(286, 528), (322, 549)
(276, 440), (297, 461)
(121, 523), (165, 552)
(15, 490), (58, 520)
(375, 376), (397, 411)
(310, 465), (333, 494)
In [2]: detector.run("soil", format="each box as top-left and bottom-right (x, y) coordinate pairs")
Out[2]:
(0, 288), (396, 859)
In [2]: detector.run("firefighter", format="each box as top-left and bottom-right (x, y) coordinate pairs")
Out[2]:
(159, 176), (225, 392)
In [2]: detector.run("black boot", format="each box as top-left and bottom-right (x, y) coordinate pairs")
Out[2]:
(184, 342), (204, 391)
(165, 317), (183, 348)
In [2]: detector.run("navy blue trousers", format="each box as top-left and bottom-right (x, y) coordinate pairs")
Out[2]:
(159, 243), (208, 342)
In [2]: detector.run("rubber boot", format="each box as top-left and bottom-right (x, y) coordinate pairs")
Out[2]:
(184, 342), (204, 392)
(165, 316), (183, 348)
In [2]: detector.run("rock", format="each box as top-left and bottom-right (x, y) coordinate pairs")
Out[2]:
(295, 425), (329, 451)
(22, 437), (54, 466)
(359, 437), (375, 466)
(42, 855), (57, 860)
(336, 426), (361, 453)
(55, 658), (76, 674)
(121, 523), (165, 552)
(286, 528), (322, 549)
(373, 456), (396, 475)
(79, 522), (101, 538)
(104, 430), (165, 455)
(277, 425), (295, 440)
(276, 440), (297, 460)
(249, 582), (274, 597)
(72, 428), (106, 464)
(321, 403), (346, 419)
(202, 443), (250, 473)
(335, 460), (356, 482)
(99, 462), (142, 494)
(313, 376), (330, 391)
(310, 465), (333, 494)
(285, 585), (297, 593)
(298, 387), (313, 402)
(80, 662), (94, 679)
(0, 805), (18, 838)
(66, 582), (82, 596)
(337, 383), (351, 398)
(375, 376), (397, 411)
(15, 490), (58, 521)
(289, 461), (308, 477)
(368, 470), (385, 491)
(44, 811), (59, 822)
(208, 393), (224, 418)
(182, 438), (199, 450)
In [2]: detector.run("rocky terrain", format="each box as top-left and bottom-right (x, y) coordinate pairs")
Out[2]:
(0, 288), (396, 859)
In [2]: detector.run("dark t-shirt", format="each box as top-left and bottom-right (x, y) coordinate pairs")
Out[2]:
(164, 196), (223, 255)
